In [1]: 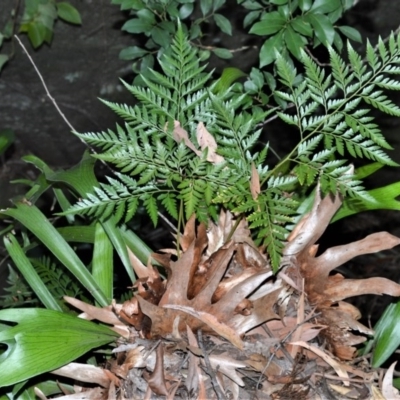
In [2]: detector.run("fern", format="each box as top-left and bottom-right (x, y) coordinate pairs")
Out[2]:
(66, 27), (400, 271)
(0, 257), (82, 309)
(0, 266), (37, 308)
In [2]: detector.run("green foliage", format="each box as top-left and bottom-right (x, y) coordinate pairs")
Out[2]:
(0, 266), (37, 308)
(0, 0), (81, 70)
(0, 308), (119, 387)
(0, 256), (82, 310)
(113, 0), (233, 76)
(361, 301), (400, 368)
(244, 0), (361, 67)
(65, 26), (400, 271)
(0, 129), (14, 156)
(19, 0), (82, 48)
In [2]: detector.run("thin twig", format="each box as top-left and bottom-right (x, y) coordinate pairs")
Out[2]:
(197, 329), (226, 400)
(373, 25), (400, 51)
(305, 46), (330, 67)
(14, 35), (76, 132)
(14, 35), (116, 175)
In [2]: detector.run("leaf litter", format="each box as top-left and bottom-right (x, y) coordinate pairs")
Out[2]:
(42, 190), (400, 399)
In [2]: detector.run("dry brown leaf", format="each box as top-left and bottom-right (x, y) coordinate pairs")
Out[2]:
(382, 362), (400, 399)
(371, 385), (386, 400)
(51, 362), (115, 388)
(196, 121), (225, 164)
(283, 186), (342, 257)
(186, 325), (201, 393)
(63, 296), (129, 338)
(64, 296), (121, 325)
(128, 213), (280, 353)
(177, 213), (196, 252)
(290, 280), (305, 359)
(246, 353), (284, 378)
(208, 352), (247, 386)
(171, 120), (201, 157)
(250, 163), (260, 201)
(291, 341), (350, 386)
(282, 185), (400, 359)
(34, 387), (107, 400)
(206, 210), (256, 255)
(33, 388), (48, 400)
(165, 304), (244, 349)
(145, 343), (169, 396)
(127, 246), (149, 279)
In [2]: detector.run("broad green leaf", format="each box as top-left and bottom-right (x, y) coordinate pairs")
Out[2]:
(333, 31), (343, 51)
(0, 54), (9, 71)
(0, 308), (118, 387)
(270, 0), (288, 4)
(0, 203), (108, 307)
(122, 18), (153, 34)
(212, 0), (226, 12)
(25, 22), (46, 48)
(119, 46), (148, 60)
(298, 0), (312, 11)
(102, 219), (136, 283)
(4, 234), (61, 311)
(92, 223), (113, 303)
(249, 12), (286, 36)
(244, 80), (258, 93)
(3, 19), (13, 39)
(338, 25), (362, 43)
(332, 180), (400, 222)
(200, 0), (212, 15)
(249, 67), (264, 89)
(37, 3), (57, 30)
(284, 25), (306, 60)
(369, 302), (400, 367)
(120, 226), (154, 266)
(244, 10), (261, 28)
(212, 48), (233, 59)
(26, 152), (137, 285)
(214, 13), (232, 35)
(353, 162), (384, 180)
(45, 150), (98, 197)
(212, 67), (246, 94)
(10, 380), (75, 399)
(57, 225), (96, 243)
(53, 187), (74, 223)
(259, 31), (284, 67)
(0, 129), (14, 155)
(151, 26), (171, 48)
(310, 0), (341, 13)
(179, 3), (194, 19)
(305, 14), (335, 45)
(290, 16), (312, 37)
(137, 8), (156, 24)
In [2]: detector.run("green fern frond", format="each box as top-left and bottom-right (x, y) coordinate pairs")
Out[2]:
(68, 25), (400, 273)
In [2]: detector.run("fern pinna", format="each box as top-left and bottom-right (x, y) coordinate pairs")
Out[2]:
(67, 27), (400, 271)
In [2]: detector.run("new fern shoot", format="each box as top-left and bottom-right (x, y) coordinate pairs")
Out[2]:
(66, 25), (400, 271)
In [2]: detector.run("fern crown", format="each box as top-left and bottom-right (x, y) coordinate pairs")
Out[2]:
(67, 27), (400, 270)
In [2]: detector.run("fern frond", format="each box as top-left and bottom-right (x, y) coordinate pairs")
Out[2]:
(247, 190), (298, 271)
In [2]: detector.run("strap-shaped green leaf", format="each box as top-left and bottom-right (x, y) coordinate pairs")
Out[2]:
(1, 203), (108, 307)
(3, 234), (61, 311)
(0, 308), (118, 387)
(361, 302), (400, 367)
(92, 222), (113, 303)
